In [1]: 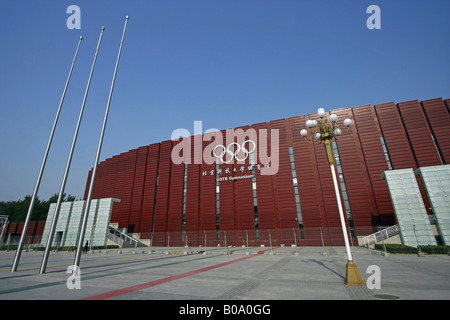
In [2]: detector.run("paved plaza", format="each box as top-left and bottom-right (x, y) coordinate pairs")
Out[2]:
(0, 246), (449, 302)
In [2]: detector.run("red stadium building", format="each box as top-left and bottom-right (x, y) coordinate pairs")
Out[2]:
(83, 97), (450, 247)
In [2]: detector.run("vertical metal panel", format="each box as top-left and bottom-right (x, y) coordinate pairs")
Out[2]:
(109, 154), (123, 224)
(7, 222), (19, 235)
(269, 119), (296, 229)
(16, 222), (25, 235)
(91, 164), (104, 199)
(420, 98), (450, 164)
(152, 140), (172, 245)
(83, 170), (93, 200)
(128, 146), (148, 233)
(251, 121), (277, 244)
(113, 149), (138, 229)
(90, 157), (107, 200)
(331, 107), (378, 230)
(374, 102), (417, 169)
(183, 136), (200, 245)
(105, 157), (115, 202)
(166, 139), (185, 245)
(268, 119), (297, 245)
(232, 125), (257, 245)
(139, 143), (160, 234)
(25, 221), (37, 237)
(375, 101), (431, 215)
(445, 99), (450, 113)
(288, 114), (327, 245)
(232, 126), (256, 229)
(35, 221), (46, 237)
(352, 104), (394, 225)
(216, 129), (236, 244)
(199, 132), (216, 245)
(397, 100), (442, 167)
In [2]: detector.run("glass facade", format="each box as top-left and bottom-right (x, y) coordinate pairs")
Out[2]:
(41, 198), (120, 247)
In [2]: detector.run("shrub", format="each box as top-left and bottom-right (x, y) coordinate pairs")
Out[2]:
(375, 244), (418, 254)
(375, 243), (450, 254)
(420, 245), (450, 254)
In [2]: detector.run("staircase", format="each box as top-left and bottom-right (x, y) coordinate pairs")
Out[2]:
(361, 225), (400, 248)
(108, 227), (147, 248)
(0, 215), (9, 246)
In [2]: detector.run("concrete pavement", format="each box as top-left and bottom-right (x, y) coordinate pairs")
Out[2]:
(0, 246), (449, 301)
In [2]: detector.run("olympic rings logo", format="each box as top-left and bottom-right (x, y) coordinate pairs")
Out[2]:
(213, 140), (256, 163)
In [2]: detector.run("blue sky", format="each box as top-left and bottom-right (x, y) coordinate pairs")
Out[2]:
(0, 0), (449, 201)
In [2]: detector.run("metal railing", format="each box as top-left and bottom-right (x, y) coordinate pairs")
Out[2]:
(361, 225), (400, 248)
(2, 226), (401, 251)
(107, 231), (124, 247)
(0, 216), (9, 247)
(108, 227), (145, 248)
(133, 227), (380, 249)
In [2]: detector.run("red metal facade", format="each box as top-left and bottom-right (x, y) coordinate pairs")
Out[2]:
(4, 221), (46, 243)
(352, 105), (392, 225)
(83, 97), (450, 246)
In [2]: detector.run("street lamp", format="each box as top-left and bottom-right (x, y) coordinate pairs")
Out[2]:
(301, 108), (365, 286)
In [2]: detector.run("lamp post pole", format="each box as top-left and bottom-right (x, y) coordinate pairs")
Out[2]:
(301, 108), (364, 286)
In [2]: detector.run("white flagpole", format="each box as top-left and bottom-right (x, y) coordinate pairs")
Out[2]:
(11, 36), (83, 272)
(39, 27), (105, 274)
(73, 16), (129, 271)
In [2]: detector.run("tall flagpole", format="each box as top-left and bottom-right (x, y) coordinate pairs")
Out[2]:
(39, 27), (105, 274)
(11, 36), (83, 272)
(73, 16), (129, 271)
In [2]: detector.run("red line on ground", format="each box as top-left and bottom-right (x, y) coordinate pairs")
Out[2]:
(81, 249), (271, 300)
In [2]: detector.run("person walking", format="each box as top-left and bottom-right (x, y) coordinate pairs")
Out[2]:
(83, 241), (89, 254)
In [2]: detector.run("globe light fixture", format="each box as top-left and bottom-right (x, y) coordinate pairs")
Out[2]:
(300, 108), (364, 286)
(300, 129), (308, 137)
(329, 114), (338, 122)
(317, 107), (326, 118)
(344, 118), (353, 127)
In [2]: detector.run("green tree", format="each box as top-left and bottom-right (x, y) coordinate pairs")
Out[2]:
(0, 194), (76, 222)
